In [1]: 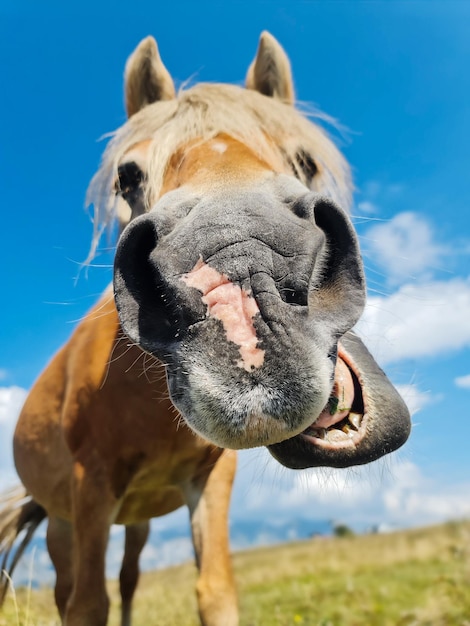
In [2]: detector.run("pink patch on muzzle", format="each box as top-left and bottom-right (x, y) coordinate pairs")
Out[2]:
(182, 258), (265, 371)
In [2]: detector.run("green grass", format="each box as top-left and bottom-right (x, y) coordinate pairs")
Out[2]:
(2, 520), (470, 625)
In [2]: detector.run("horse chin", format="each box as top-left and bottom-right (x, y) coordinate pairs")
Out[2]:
(163, 331), (334, 450)
(165, 372), (331, 450)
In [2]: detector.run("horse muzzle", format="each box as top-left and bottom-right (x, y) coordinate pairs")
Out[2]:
(113, 180), (410, 458)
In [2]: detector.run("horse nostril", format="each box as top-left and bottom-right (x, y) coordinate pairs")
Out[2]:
(281, 287), (308, 306)
(114, 215), (182, 352)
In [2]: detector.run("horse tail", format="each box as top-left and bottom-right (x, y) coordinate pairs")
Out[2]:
(0, 485), (46, 605)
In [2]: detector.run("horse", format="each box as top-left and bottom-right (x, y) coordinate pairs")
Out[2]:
(0, 32), (410, 626)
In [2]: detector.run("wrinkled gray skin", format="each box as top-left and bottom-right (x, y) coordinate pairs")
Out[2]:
(114, 173), (410, 467)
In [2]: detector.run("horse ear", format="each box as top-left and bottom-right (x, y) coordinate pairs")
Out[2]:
(124, 36), (176, 117)
(246, 31), (295, 104)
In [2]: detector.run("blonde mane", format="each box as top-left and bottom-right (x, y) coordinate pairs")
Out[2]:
(86, 83), (352, 262)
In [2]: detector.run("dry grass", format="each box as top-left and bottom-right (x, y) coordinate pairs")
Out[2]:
(2, 520), (470, 625)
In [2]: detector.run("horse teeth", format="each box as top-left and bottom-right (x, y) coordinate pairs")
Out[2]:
(327, 429), (350, 442)
(349, 413), (362, 429)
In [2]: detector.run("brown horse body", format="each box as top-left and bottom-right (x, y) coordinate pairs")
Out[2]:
(0, 32), (410, 626)
(12, 293), (237, 625)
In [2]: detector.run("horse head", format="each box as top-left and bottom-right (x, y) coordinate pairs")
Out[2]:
(92, 32), (411, 466)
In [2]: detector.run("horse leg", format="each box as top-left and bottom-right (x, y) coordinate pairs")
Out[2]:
(65, 457), (118, 626)
(183, 449), (238, 626)
(46, 516), (73, 622)
(119, 521), (150, 626)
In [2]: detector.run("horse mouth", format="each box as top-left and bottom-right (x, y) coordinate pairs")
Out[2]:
(300, 350), (366, 450)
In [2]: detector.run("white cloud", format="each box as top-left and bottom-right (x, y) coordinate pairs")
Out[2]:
(363, 212), (447, 285)
(355, 277), (470, 365)
(0, 386), (28, 488)
(0, 386), (27, 424)
(455, 374), (470, 389)
(233, 449), (470, 530)
(382, 460), (470, 523)
(359, 180), (404, 201)
(235, 448), (388, 521)
(233, 448), (383, 525)
(356, 200), (378, 215)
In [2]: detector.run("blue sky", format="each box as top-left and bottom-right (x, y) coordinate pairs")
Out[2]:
(1, 0), (470, 542)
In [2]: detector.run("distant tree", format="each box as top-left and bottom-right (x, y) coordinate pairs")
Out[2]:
(332, 522), (355, 538)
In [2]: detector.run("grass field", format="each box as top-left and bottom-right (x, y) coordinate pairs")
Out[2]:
(2, 520), (470, 626)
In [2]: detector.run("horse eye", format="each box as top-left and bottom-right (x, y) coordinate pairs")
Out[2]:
(116, 162), (144, 197)
(295, 150), (317, 184)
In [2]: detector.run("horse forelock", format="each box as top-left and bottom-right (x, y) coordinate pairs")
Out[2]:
(85, 83), (352, 264)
